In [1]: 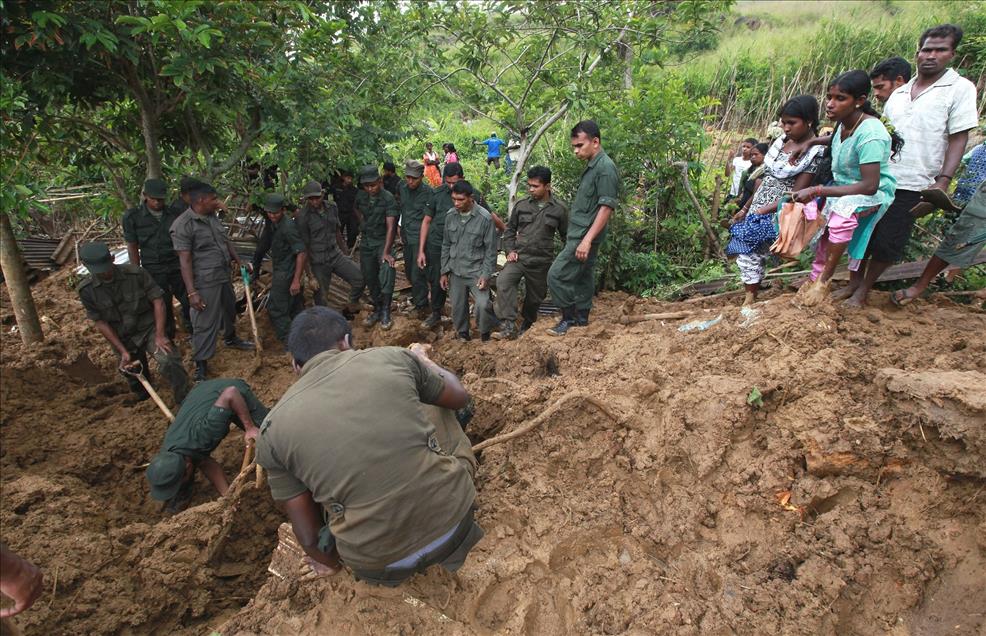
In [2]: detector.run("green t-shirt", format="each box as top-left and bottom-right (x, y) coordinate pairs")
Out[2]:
(255, 347), (477, 570)
(568, 149), (620, 240)
(161, 378), (268, 461)
(398, 181), (434, 235)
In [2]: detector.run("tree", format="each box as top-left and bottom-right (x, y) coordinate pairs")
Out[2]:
(399, 0), (730, 208)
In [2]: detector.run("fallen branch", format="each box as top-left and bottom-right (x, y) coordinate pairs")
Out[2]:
(472, 392), (620, 452)
(674, 161), (728, 265)
(619, 310), (693, 324)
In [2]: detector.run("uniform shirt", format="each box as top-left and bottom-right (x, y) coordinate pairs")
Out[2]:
(884, 68), (979, 191)
(170, 209), (233, 289)
(255, 347), (476, 570)
(295, 202), (342, 265)
(355, 189), (399, 245)
(502, 195), (568, 264)
(122, 202), (183, 272)
(441, 204), (497, 279)
(78, 264), (162, 344)
(426, 185), (491, 250)
(569, 150), (620, 241)
(330, 184), (358, 217)
(160, 378), (268, 461)
(268, 216), (305, 275)
(398, 181), (434, 235)
(382, 174), (401, 200)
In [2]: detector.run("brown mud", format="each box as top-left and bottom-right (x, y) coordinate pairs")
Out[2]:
(2, 271), (984, 635)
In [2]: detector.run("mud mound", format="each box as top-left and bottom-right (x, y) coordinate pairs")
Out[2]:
(3, 272), (985, 635)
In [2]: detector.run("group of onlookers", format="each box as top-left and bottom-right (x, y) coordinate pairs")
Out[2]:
(724, 23), (981, 307)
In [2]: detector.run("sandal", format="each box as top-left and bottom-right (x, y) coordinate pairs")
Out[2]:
(890, 288), (920, 307)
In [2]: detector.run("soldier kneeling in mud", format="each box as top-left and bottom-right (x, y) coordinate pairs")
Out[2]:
(146, 379), (267, 513)
(256, 307), (484, 586)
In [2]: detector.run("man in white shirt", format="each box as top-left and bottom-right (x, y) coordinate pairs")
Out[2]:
(840, 23), (978, 307)
(726, 138), (757, 199)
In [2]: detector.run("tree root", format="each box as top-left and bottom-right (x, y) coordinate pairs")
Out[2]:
(472, 392), (620, 452)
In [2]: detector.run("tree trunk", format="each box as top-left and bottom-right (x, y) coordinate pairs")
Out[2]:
(139, 102), (162, 179)
(0, 212), (44, 345)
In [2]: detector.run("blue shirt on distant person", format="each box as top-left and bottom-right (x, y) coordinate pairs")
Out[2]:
(480, 135), (505, 158)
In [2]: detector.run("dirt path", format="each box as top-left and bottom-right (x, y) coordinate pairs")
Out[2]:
(2, 272), (984, 635)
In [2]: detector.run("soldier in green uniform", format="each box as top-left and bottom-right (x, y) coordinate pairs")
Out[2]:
(255, 307), (483, 586)
(122, 178), (190, 338)
(493, 166), (568, 339)
(353, 165), (399, 330)
(145, 378), (268, 513)
(382, 161), (401, 200)
(441, 181), (497, 341)
(418, 163), (502, 328)
(170, 183), (254, 381)
(547, 120), (619, 336)
(77, 242), (189, 405)
(261, 193), (307, 343)
(294, 180), (363, 314)
(398, 160), (433, 318)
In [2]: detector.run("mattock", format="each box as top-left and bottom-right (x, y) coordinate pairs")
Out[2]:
(119, 360), (175, 422)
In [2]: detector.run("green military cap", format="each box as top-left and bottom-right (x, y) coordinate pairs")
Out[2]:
(301, 180), (323, 198)
(264, 193), (287, 212)
(179, 176), (205, 193)
(146, 451), (187, 501)
(143, 178), (167, 199)
(404, 160), (424, 178)
(79, 241), (114, 274)
(359, 164), (381, 184)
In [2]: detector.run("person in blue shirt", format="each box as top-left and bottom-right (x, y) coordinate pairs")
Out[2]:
(475, 133), (506, 170)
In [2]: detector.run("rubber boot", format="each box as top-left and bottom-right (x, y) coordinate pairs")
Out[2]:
(422, 311), (441, 328)
(519, 319), (534, 335)
(194, 360), (208, 382)
(574, 308), (590, 326)
(363, 306), (380, 328)
(380, 295), (393, 331)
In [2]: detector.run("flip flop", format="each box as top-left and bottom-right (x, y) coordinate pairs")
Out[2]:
(890, 288), (920, 307)
(920, 188), (962, 213)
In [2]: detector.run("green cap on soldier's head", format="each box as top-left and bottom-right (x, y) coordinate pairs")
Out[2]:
(179, 176), (204, 194)
(264, 193), (287, 212)
(143, 178), (167, 199)
(301, 181), (323, 198)
(359, 164), (380, 184)
(79, 242), (114, 274)
(404, 160), (425, 178)
(146, 451), (187, 501)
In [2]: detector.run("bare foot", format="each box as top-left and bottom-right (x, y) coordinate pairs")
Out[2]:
(800, 280), (830, 306)
(841, 292), (866, 309)
(743, 291), (756, 306)
(831, 284), (858, 301)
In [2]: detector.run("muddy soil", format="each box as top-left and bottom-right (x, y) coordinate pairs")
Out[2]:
(2, 271), (984, 635)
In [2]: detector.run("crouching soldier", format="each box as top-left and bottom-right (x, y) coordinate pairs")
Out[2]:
(256, 307), (484, 586)
(145, 378), (268, 513)
(77, 242), (189, 405)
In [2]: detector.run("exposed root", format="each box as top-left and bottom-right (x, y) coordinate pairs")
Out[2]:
(472, 392), (620, 452)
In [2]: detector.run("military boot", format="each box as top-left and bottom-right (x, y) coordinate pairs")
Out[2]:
(546, 308), (575, 337)
(194, 360), (208, 382)
(421, 311), (442, 328)
(363, 307), (380, 328)
(574, 308), (590, 327)
(519, 318), (534, 335)
(491, 321), (516, 340)
(380, 295), (393, 331)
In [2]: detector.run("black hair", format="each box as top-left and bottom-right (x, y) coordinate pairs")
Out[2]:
(383, 161), (396, 172)
(778, 95), (819, 136)
(870, 56), (912, 83)
(571, 120), (601, 141)
(829, 70), (904, 159)
(527, 165), (552, 184)
(179, 176), (204, 194)
(287, 306), (352, 367)
(753, 142), (769, 155)
(443, 162), (464, 179)
(743, 137), (758, 145)
(445, 143), (457, 153)
(920, 24), (962, 50)
(451, 180), (475, 197)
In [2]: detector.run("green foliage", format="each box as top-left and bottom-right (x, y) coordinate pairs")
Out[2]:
(747, 386), (763, 408)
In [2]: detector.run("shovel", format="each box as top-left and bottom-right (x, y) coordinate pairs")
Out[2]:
(119, 360), (175, 422)
(241, 266), (263, 356)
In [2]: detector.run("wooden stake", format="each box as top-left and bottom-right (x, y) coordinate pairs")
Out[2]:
(618, 310), (694, 325)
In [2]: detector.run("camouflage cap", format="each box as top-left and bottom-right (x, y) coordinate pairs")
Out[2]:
(142, 178), (167, 199)
(404, 160), (425, 178)
(79, 241), (114, 274)
(263, 193), (287, 212)
(146, 451), (187, 502)
(358, 164), (381, 184)
(301, 180), (323, 198)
